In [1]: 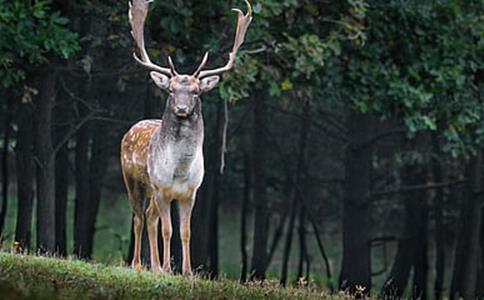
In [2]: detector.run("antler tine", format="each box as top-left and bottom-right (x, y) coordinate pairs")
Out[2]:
(128, 0), (172, 76)
(192, 52), (209, 77)
(197, 0), (253, 78)
(167, 56), (179, 76)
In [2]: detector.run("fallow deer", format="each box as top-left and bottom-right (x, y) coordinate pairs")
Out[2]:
(121, 0), (252, 276)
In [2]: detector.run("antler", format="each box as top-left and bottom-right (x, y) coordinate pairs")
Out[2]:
(128, 0), (173, 76)
(194, 0), (253, 78)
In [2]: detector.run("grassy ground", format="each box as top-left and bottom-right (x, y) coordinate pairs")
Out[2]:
(0, 252), (347, 300)
(1, 190), (345, 284)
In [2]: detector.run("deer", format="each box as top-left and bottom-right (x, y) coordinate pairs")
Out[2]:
(121, 0), (252, 276)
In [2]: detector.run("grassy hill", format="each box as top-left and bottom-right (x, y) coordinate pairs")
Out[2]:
(0, 252), (342, 299)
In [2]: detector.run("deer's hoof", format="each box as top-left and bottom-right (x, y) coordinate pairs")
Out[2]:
(132, 263), (143, 272)
(151, 265), (162, 273)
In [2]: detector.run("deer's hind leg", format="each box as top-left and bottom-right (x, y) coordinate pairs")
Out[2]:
(123, 175), (145, 271)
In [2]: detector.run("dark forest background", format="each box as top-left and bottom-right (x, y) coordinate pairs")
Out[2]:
(0, 0), (483, 299)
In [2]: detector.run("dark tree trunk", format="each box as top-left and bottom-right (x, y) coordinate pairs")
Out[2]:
(432, 133), (445, 300)
(14, 101), (35, 252)
(266, 174), (292, 268)
(296, 205), (308, 282)
(54, 92), (70, 256)
(478, 205), (484, 297)
(339, 112), (373, 293)
(191, 181), (209, 271)
(250, 94), (269, 281)
(34, 71), (58, 253)
(412, 193), (429, 300)
(460, 153), (482, 300)
(381, 154), (429, 299)
(84, 120), (109, 258)
(0, 95), (13, 239)
(54, 143), (69, 256)
(240, 152), (250, 283)
(450, 153), (482, 300)
(311, 219), (334, 292)
(280, 99), (310, 286)
(280, 193), (298, 286)
(204, 100), (224, 278)
(73, 105), (91, 259)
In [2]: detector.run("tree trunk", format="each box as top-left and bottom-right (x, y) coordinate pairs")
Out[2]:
(54, 143), (69, 256)
(296, 205), (308, 282)
(191, 181), (209, 271)
(240, 152), (250, 283)
(432, 133), (445, 300)
(54, 92), (70, 256)
(311, 219), (334, 292)
(85, 120), (109, 258)
(204, 100), (224, 278)
(250, 94), (269, 281)
(412, 192), (429, 300)
(73, 105), (91, 259)
(450, 153), (482, 300)
(0, 95), (13, 239)
(280, 99), (310, 286)
(14, 101), (35, 252)
(381, 137), (429, 300)
(339, 111), (373, 293)
(34, 71), (58, 253)
(461, 154), (482, 299)
(478, 205), (484, 297)
(280, 194), (298, 286)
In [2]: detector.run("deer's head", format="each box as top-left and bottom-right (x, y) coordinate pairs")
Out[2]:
(128, 0), (252, 119)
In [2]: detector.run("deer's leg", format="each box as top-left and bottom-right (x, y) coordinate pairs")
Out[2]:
(179, 196), (195, 277)
(146, 198), (161, 272)
(124, 177), (145, 271)
(132, 212), (144, 271)
(156, 197), (172, 273)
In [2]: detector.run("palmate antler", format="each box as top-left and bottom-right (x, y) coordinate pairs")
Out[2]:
(194, 0), (253, 78)
(128, 0), (252, 78)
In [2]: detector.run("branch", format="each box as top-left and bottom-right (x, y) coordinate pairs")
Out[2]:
(51, 110), (97, 157)
(371, 179), (469, 199)
(219, 98), (229, 175)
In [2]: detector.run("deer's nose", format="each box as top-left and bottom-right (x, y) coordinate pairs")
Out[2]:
(175, 105), (189, 117)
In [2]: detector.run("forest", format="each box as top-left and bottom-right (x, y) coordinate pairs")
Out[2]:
(0, 0), (483, 299)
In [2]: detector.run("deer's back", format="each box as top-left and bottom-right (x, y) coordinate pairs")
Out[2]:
(120, 119), (162, 185)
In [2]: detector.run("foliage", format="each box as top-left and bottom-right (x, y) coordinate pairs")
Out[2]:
(0, 252), (336, 300)
(0, 0), (79, 87)
(328, 0), (484, 156)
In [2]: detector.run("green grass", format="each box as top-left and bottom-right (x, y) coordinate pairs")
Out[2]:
(0, 252), (344, 299)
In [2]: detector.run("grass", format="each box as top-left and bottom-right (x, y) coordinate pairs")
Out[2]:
(1, 190), (344, 283)
(0, 252), (344, 300)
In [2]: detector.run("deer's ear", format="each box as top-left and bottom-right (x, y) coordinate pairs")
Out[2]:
(200, 76), (220, 93)
(150, 72), (170, 91)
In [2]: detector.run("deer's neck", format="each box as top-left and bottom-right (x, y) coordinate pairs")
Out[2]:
(147, 101), (204, 187)
(159, 101), (204, 145)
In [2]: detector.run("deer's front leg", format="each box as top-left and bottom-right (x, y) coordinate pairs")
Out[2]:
(179, 195), (195, 277)
(146, 198), (162, 272)
(157, 198), (172, 273)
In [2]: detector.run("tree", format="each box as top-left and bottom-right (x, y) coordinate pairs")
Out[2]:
(0, 0), (78, 253)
